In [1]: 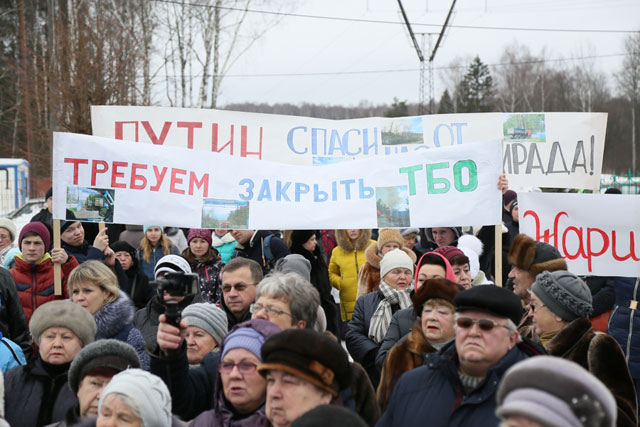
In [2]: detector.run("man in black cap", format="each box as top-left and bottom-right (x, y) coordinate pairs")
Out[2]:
(377, 285), (544, 427)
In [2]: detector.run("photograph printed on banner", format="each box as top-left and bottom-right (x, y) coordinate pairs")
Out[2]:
(65, 186), (115, 222)
(502, 113), (546, 143)
(202, 199), (249, 228)
(376, 185), (410, 228)
(381, 117), (423, 146)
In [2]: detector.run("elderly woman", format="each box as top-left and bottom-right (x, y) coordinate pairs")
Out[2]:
(97, 368), (182, 426)
(182, 303), (228, 366)
(258, 329), (351, 427)
(0, 218), (19, 269)
(48, 339), (141, 426)
(5, 300), (96, 427)
(346, 249), (414, 388)
(68, 260), (150, 370)
(377, 278), (460, 411)
(529, 270), (638, 426)
(189, 319), (282, 426)
(182, 229), (225, 304)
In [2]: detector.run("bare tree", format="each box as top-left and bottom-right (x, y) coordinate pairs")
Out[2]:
(616, 32), (640, 174)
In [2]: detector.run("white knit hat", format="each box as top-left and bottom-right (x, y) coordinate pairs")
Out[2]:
(380, 248), (414, 279)
(153, 254), (192, 279)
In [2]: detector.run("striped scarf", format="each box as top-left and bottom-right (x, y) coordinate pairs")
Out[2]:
(368, 281), (413, 344)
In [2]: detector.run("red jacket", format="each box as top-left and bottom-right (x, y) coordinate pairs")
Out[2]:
(10, 254), (77, 322)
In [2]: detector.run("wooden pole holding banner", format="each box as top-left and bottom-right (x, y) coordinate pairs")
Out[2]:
(98, 222), (106, 233)
(53, 219), (61, 295)
(494, 224), (502, 287)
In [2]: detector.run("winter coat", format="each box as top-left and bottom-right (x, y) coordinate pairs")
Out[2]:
(61, 240), (129, 291)
(10, 253), (76, 321)
(0, 267), (31, 357)
(0, 333), (26, 372)
(608, 277), (640, 378)
(93, 292), (150, 370)
(165, 227), (188, 252)
(375, 306), (416, 372)
(212, 232), (237, 264)
(377, 320), (435, 412)
(328, 230), (374, 321)
(376, 339), (544, 427)
(356, 244), (417, 298)
(118, 225), (144, 249)
(5, 357), (77, 427)
(346, 290), (400, 388)
(550, 317), (638, 426)
(231, 230), (290, 275)
(121, 263), (154, 310)
(136, 244), (180, 281)
(0, 245), (19, 269)
(182, 247), (225, 304)
(584, 275), (616, 317)
(342, 362), (381, 426)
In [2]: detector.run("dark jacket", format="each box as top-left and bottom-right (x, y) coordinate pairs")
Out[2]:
(584, 275), (616, 316)
(133, 293), (199, 350)
(346, 291), (400, 388)
(182, 247), (225, 305)
(232, 230), (290, 275)
(551, 317), (638, 427)
(0, 268), (31, 358)
(376, 340), (543, 427)
(5, 358), (77, 427)
(122, 265), (154, 310)
(608, 277), (640, 379)
(375, 307), (416, 372)
(61, 240), (129, 291)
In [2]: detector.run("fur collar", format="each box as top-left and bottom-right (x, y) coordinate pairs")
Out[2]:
(364, 243), (417, 268)
(335, 229), (371, 252)
(94, 292), (135, 340)
(545, 317), (594, 358)
(212, 232), (235, 246)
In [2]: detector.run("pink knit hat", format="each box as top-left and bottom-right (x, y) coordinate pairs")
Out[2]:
(187, 229), (212, 247)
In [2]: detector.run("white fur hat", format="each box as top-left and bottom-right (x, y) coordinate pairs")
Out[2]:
(457, 234), (483, 280)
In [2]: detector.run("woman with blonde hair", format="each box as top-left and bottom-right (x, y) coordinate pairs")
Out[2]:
(68, 260), (150, 370)
(136, 225), (179, 281)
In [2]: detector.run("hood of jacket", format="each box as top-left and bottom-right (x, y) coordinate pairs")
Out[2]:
(94, 292), (135, 340)
(335, 229), (372, 252)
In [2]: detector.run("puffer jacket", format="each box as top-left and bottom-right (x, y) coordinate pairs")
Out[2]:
(608, 277), (640, 378)
(212, 232), (237, 264)
(182, 247), (224, 304)
(10, 254), (77, 321)
(375, 306), (417, 372)
(328, 230), (374, 321)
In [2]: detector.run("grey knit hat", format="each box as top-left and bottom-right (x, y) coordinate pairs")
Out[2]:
(182, 303), (228, 346)
(68, 339), (141, 394)
(531, 270), (593, 321)
(99, 369), (171, 427)
(0, 218), (17, 242)
(29, 300), (97, 346)
(274, 254), (312, 282)
(497, 356), (616, 427)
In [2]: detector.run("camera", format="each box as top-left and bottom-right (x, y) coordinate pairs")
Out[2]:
(150, 272), (199, 328)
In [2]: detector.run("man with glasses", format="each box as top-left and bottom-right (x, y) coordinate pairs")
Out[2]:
(220, 257), (263, 328)
(377, 285), (544, 427)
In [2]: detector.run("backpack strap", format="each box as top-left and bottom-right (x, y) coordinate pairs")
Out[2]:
(1, 338), (24, 366)
(261, 235), (275, 270)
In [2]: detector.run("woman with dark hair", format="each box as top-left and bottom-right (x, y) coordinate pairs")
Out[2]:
(182, 229), (225, 304)
(110, 241), (154, 309)
(289, 230), (339, 337)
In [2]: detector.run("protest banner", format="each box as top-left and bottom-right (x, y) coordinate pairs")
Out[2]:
(52, 132), (502, 230)
(519, 192), (640, 277)
(91, 106), (606, 190)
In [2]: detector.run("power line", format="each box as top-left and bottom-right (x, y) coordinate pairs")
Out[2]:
(152, 0), (640, 34)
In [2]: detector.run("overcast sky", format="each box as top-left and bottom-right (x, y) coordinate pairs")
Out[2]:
(210, 0), (640, 107)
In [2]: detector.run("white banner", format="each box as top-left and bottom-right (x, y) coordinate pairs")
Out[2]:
(52, 132), (502, 230)
(91, 106), (607, 190)
(519, 192), (640, 277)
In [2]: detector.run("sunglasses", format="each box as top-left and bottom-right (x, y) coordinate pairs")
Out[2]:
(456, 316), (511, 332)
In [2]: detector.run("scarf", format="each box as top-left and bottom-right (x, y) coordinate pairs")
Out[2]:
(368, 281), (413, 343)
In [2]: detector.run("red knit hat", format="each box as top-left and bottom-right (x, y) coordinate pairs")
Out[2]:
(187, 228), (212, 247)
(19, 222), (51, 251)
(433, 245), (464, 263)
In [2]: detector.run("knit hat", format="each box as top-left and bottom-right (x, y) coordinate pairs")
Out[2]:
(258, 329), (351, 397)
(99, 369), (172, 427)
(412, 278), (460, 316)
(379, 248), (414, 279)
(433, 245), (465, 263)
(45, 187), (53, 200)
(153, 254), (192, 279)
(68, 339), (141, 394)
(30, 300), (97, 346)
(19, 221), (51, 251)
(110, 240), (136, 256)
(457, 235), (484, 280)
(274, 254), (312, 282)
(182, 303), (228, 345)
(143, 225), (164, 234)
(221, 325), (266, 361)
(531, 271), (593, 321)
(376, 229), (404, 251)
(187, 229), (213, 247)
(60, 218), (78, 234)
(508, 234), (567, 277)
(454, 285), (523, 326)
(503, 189), (517, 207)
(291, 405), (368, 427)
(0, 218), (17, 242)
(290, 230), (316, 248)
(496, 356), (616, 427)
(400, 228), (419, 237)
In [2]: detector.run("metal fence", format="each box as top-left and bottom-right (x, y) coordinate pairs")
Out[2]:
(600, 169), (640, 194)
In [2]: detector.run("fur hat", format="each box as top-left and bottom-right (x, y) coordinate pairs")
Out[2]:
(376, 229), (404, 251)
(497, 356), (616, 427)
(380, 248), (414, 279)
(182, 303), (228, 346)
(259, 329), (351, 397)
(274, 254), (312, 282)
(30, 300), (97, 346)
(412, 278), (460, 316)
(99, 369), (172, 427)
(68, 339), (141, 394)
(153, 254), (192, 278)
(531, 271), (593, 321)
(19, 221), (51, 252)
(292, 405), (368, 427)
(0, 218), (17, 242)
(454, 285), (523, 326)
(508, 234), (567, 277)
(187, 229), (213, 247)
(457, 234), (484, 280)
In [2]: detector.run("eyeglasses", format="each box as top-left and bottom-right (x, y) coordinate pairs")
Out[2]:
(456, 316), (511, 332)
(219, 361), (258, 374)
(529, 303), (545, 313)
(221, 282), (256, 293)
(250, 303), (293, 318)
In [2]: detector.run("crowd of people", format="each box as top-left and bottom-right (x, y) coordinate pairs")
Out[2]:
(0, 183), (636, 426)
